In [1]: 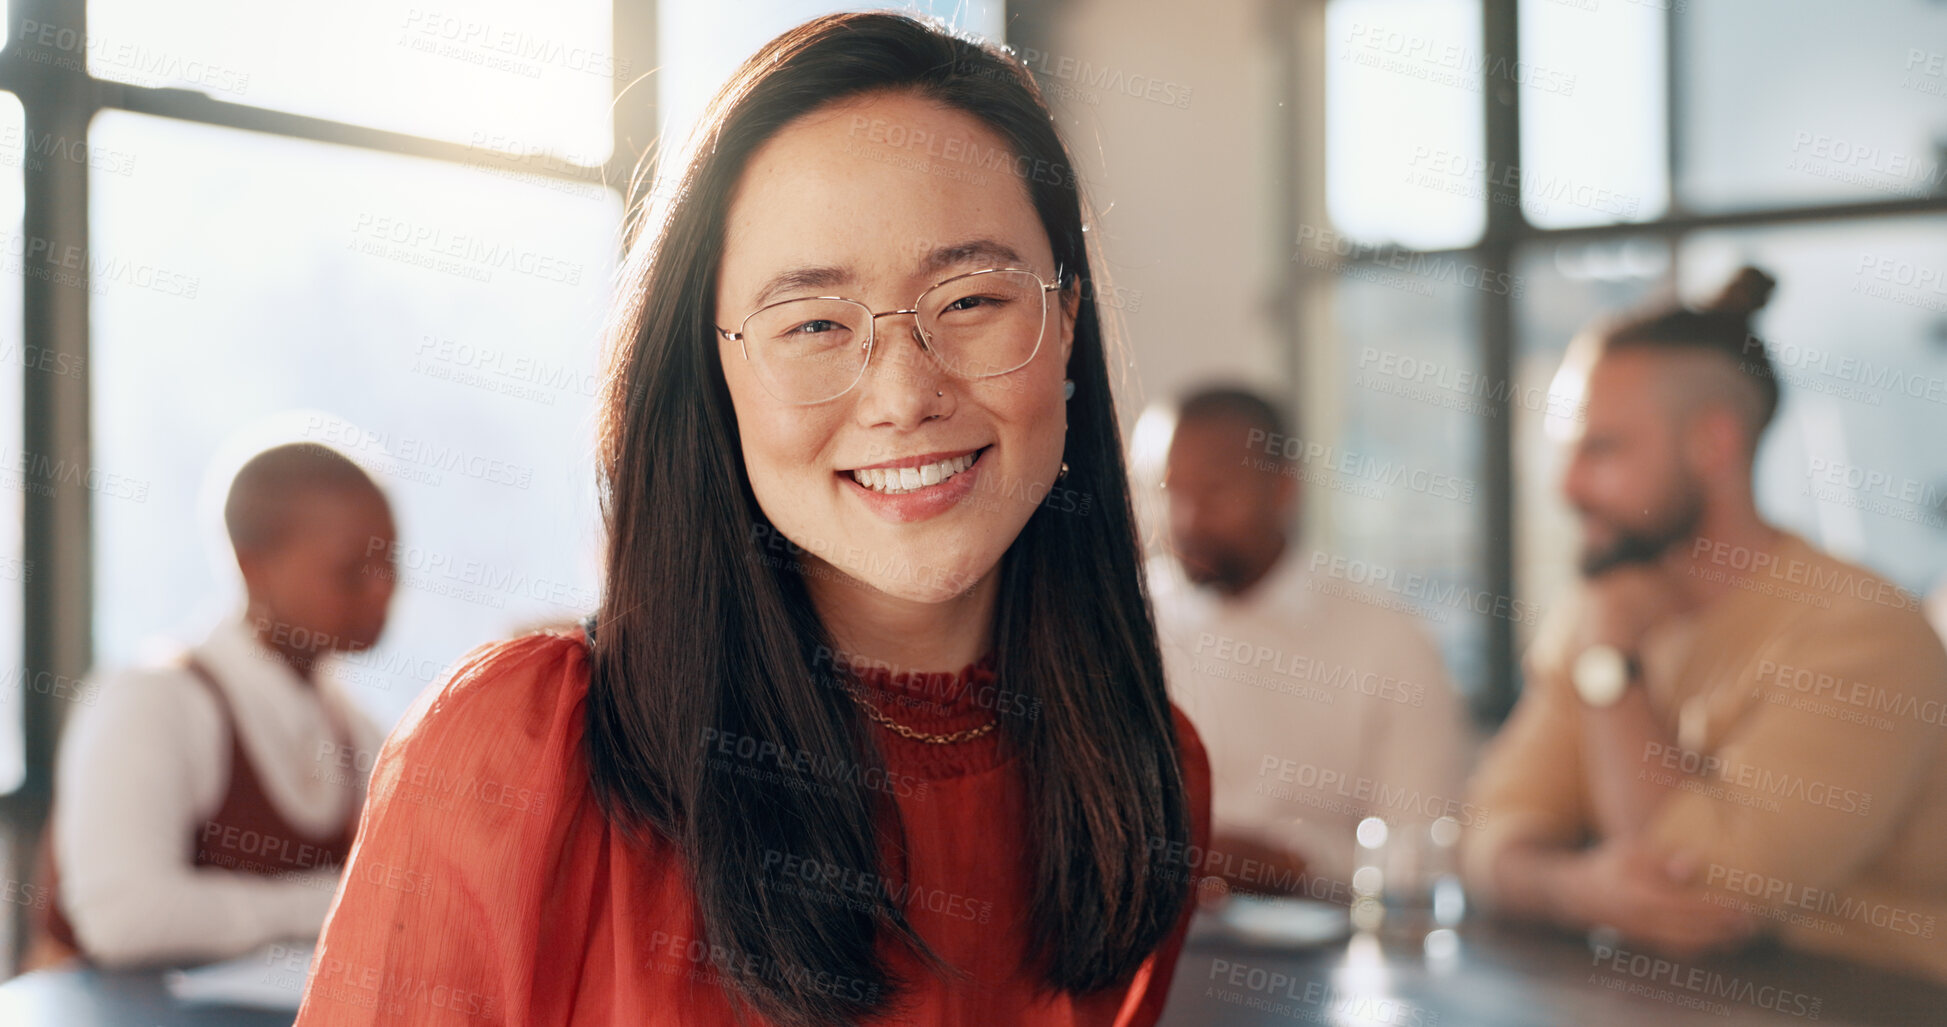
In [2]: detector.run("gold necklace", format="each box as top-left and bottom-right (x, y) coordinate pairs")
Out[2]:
(842, 684), (997, 745)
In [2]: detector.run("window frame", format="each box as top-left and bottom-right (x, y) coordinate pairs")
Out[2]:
(0, 0), (657, 972)
(1290, 0), (1947, 724)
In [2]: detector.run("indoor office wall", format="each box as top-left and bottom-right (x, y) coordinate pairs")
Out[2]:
(1029, 0), (1288, 417)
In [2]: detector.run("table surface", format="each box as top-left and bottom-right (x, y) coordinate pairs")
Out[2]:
(1159, 915), (1947, 1026)
(4, 916), (1944, 1026)
(0, 961), (295, 1026)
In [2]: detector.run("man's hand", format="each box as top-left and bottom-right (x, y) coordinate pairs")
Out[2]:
(1576, 564), (1685, 657)
(1557, 836), (1755, 959)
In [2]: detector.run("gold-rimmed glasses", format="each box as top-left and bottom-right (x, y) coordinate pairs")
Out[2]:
(715, 266), (1066, 405)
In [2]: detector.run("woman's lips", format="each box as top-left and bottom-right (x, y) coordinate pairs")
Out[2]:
(838, 445), (989, 524)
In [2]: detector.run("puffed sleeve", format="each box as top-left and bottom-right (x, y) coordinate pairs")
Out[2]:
(294, 630), (596, 1026)
(1116, 704), (1214, 1027)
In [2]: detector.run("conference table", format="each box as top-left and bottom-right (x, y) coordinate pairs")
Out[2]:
(4, 915), (1944, 1025)
(1158, 915), (1947, 1026)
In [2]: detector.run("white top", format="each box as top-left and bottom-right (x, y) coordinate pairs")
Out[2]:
(53, 610), (385, 967)
(1150, 545), (1476, 889)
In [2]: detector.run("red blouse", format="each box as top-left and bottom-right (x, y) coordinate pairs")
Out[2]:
(294, 627), (1211, 1025)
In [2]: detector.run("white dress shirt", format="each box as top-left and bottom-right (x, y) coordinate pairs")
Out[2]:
(1150, 545), (1476, 890)
(53, 610), (385, 967)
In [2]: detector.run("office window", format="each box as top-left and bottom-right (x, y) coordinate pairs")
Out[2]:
(1312, 271), (1488, 697)
(1516, 0), (1667, 228)
(1682, 219), (1947, 594)
(1676, 0), (1947, 213)
(85, 0), (617, 160)
(1509, 236), (1671, 641)
(0, 94), (24, 792)
(654, 0), (1005, 152)
(1325, 0), (1486, 249)
(88, 112), (619, 728)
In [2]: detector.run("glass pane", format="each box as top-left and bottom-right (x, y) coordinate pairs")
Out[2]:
(1517, 0), (1668, 228)
(1681, 219), (1947, 598)
(85, 0), (615, 162)
(1677, 0), (1947, 212)
(1305, 266), (1487, 699)
(655, 1), (1006, 156)
(0, 93), (23, 793)
(1510, 237), (1672, 646)
(1325, 0), (1487, 249)
(89, 111), (619, 729)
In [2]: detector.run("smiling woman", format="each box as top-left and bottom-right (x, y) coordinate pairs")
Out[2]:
(293, 12), (1208, 1027)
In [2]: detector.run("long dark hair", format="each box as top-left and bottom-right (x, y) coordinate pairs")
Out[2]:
(584, 12), (1192, 1025)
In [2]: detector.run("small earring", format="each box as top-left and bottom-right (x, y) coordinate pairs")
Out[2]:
(1062, 379), (1075, 401)
(935, 390), (943, 397)
(1056, 461), (1069, 482)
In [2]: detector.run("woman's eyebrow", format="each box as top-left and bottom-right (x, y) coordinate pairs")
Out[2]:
(748, 240), (1028, 308)
(919, 239), (1027, 276)
(752, 265), (853, 307)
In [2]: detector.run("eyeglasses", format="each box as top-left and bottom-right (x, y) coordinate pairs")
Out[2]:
(715, 266), (1066, 405)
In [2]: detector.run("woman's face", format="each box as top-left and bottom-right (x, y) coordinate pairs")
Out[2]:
(715, 90), (1078, 604)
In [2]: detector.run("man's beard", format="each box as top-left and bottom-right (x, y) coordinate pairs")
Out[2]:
(1578, 476), (1705, 578)
(1178, 545), (1257, 595)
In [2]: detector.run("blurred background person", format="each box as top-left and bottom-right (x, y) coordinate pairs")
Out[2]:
(1148, 385), (1474, 899)
(29, 442), (392, 968)
(1463, 269), (1947, 981)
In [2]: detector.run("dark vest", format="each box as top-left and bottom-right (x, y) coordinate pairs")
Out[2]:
(34, 652), (359, 963)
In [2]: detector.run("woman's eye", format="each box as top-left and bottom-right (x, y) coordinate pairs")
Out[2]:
(788, 319), (844, 335)
(944, 294), (1004, 312)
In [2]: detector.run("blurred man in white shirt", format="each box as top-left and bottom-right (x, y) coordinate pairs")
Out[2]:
(36, 442), (393, 968)
(1147, 387), (1475, 898)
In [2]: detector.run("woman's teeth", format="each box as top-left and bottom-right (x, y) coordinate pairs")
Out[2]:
(850, 451), (977, 494)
